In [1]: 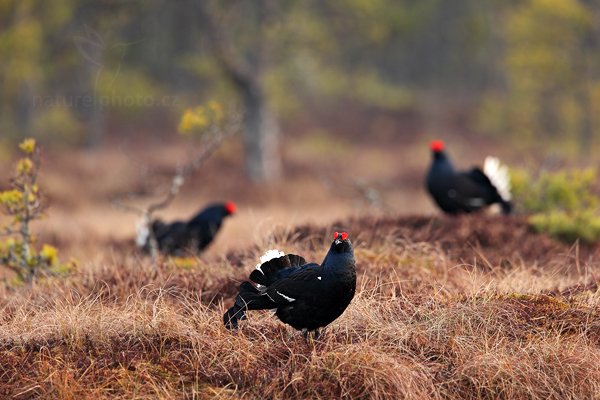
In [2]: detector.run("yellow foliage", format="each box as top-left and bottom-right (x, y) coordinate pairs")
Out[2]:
(0, 189), (23, 207)
(0, 237), (15, 257)
(18, 138), (36, 154)
(178, 101), (226, 137)
(16, 157), (33, 174)
(169, 256), (197, 270)
(207, 100), (224, 121)
(40, 244), (59, 266)
(178, 107), (209, 134)
(0, 138), (62, 282)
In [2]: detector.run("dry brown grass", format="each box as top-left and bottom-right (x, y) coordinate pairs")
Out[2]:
(1, 136), (600, 398)
(0, 214), (599, 399)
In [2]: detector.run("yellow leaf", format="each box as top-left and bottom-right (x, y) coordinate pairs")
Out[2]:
(18, 138), (36, 154)
(16, 158), (33, 174)
(40, 244), (58, 266)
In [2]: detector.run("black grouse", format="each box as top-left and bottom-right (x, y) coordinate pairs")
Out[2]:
(426, 140), (512, 215)
(224, 231), (356, 338)
(137, 201), (236, 255)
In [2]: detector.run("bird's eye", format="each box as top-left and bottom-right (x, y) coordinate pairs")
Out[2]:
(334, 231), (339, 239)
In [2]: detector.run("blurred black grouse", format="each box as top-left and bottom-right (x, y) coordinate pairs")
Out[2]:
(426, 140), (512, 215)
(137, 202), (236, 255)
(224, 231), (356, 338)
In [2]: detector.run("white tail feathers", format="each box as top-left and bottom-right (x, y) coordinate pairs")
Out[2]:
(255, 249), (285, 271)
(135, 216), (151, 248)
(483, 156), (511, 201)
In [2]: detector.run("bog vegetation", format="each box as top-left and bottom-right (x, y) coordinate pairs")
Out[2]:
(512, 167), (600, 242)
(0, 214), (599, 399)
(0, 139), (66, 282)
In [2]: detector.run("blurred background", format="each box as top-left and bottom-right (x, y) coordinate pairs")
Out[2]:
(1, 0), (599, 257)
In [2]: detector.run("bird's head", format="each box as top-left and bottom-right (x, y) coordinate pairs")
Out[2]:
(331, 231), (352, 253)
(224, 201), (237, 216)
(429, 140), (446, 159)
(430, 140), (445, 153)
(322, 231), (355, 269)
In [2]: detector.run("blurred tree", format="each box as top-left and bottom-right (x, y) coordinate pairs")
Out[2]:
(3, 0), (600, 160)
(482, 0), (600, 154)
(195, 0), (281, 182)
(0, 0), (43, 137)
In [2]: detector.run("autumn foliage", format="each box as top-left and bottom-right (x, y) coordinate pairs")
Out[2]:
(0, 139), (63, 282)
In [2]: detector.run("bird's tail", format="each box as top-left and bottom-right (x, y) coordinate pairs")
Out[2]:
(249, 251), (306, 286)
(223, 281), (276, 329)
(135, 217), (150, 248)
(484, 156), (512, 213)
(136, 216), (163, 249)
(500, 199), (512, 215)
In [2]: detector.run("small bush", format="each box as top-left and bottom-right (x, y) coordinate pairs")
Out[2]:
(0, 138), (69, 282)
(178, 100), (225, 137)
(511, 167), (600, 243)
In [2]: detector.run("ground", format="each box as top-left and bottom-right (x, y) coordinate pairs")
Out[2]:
(0, 131), (599, 399)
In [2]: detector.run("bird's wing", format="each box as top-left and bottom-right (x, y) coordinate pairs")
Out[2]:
(261, 266), (324, 305)
(464, 167), (494, 187)
(464, 166), (508, 203)
(450, 171), (494, 208)
(186, 221), (219, 249)
(154, 221), (189, 252)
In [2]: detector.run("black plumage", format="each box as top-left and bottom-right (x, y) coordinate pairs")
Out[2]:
(224, 232), (356, 338)
(425, 140), (512, 215)
(139, 202), (236, 255)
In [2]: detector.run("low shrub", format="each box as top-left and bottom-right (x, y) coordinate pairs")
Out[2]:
(0, 138), (71, 282)
(511, 167), (600, 243)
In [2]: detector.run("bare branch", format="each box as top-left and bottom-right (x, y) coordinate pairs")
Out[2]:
(319, 175), (395, 212)
(114, 108), (241, 263)
(145, 112), (241, 215)
(112, 199), (145, 216)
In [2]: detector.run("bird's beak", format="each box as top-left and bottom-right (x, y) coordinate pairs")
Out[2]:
(334, 238), (342, 245)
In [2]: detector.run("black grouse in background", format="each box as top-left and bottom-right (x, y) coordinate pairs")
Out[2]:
(224, 231), (356, 339)
(426, 140), (512, 215)
(137, 202), (236, 255)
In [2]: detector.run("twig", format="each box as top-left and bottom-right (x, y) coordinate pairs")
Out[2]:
(319, 175), (395, 212)
(114, 109), (241, 264)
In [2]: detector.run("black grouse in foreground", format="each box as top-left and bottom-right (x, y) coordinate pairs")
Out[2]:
(136, 201), (236, 255)
(426, 140), (512, 215)
(224, 231), (356, 338)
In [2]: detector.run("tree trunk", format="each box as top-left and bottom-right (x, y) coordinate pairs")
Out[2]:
(241, 82), (280, 182)
(195, 0), (282, 183)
